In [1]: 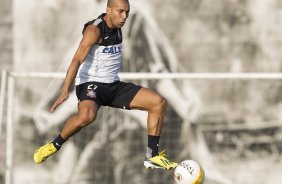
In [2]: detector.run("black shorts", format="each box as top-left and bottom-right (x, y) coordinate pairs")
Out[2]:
(75, 81), (142, 109)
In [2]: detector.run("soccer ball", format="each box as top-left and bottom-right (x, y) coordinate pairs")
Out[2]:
(174, 160), (205, 184)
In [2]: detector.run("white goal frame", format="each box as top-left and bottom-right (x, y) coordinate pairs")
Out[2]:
(1, 70), (282, 184)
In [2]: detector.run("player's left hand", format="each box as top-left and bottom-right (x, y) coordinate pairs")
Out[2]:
(50, 91), (69, 112)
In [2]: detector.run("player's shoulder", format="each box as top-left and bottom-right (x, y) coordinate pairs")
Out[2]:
(82, 15), (103, 34)
(88, 17), (103, 27)
(83, 24), (100, 36)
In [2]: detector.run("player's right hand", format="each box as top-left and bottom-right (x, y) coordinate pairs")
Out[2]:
(50, 92), (69, 112)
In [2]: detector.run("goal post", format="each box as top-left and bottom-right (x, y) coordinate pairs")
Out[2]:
(2, 71), (282, 184)
(0, 70), (7, 143)
(5, 74), (15, 184)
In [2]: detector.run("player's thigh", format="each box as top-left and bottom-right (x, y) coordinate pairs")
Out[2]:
(129, 87), (165, 110)
(77, 100), (99, 122)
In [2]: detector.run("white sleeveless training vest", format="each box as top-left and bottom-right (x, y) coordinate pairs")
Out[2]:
(75, 13), (123, 85)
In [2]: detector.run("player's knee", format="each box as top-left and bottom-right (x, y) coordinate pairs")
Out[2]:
(77, 111), (96, 127)
(152, 95), (167, 113)
(159, 96), (167, 112)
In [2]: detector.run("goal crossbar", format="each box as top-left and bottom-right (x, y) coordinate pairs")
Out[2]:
(8, 71), (282, 80)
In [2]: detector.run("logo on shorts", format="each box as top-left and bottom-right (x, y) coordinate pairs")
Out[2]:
(87, 89), (96, 98)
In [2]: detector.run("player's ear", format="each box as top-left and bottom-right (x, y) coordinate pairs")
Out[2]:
(106, 7), (111, 14)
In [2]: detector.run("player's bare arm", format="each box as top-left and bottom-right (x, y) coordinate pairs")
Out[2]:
(50, 25), (101, 112)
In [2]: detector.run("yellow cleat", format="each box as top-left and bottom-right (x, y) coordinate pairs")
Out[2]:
(144, 150), (178, 170)
(33, 142), (57, 164)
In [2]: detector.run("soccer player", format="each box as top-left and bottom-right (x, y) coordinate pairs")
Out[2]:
(33, 0), (177, 170)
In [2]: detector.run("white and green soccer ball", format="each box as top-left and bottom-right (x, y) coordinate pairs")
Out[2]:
(174, 160), (205, 184)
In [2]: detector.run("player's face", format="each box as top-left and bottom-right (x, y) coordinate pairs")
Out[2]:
(107, 0), (130, 28)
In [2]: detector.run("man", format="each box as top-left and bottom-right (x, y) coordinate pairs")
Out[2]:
(33, 0), (177, 170)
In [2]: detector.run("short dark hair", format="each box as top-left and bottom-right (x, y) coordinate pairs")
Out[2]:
(107, 0), (129, 7)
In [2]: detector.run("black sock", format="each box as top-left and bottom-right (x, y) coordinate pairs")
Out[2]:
(147, 135), (160, 158)
(52, 134), (66, 150)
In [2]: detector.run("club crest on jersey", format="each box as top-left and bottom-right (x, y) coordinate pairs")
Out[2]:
(102, 45), (121, 54)
(87, 89), (96, 98)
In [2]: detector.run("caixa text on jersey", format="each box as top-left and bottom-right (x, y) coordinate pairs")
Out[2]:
(102, 45), (122, 54)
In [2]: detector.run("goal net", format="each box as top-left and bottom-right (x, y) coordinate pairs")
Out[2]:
(2, 71), (282, 184)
